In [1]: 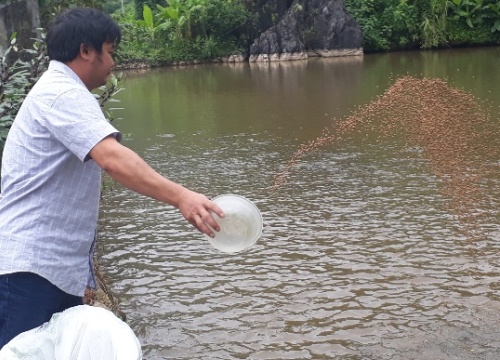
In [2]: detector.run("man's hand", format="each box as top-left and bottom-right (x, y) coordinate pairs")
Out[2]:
(177, 190), (224, 238)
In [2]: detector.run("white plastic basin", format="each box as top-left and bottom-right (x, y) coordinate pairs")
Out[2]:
(206, 194), (263, 253)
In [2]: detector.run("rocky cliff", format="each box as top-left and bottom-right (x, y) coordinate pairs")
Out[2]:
(249, 0), (362, 62)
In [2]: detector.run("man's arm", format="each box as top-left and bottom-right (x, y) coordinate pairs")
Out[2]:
(89, 136), (222, 237)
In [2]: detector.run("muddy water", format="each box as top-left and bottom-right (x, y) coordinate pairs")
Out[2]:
(98, 47), (500, 359)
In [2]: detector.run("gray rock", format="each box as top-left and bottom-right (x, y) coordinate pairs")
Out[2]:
(249, 0), (362, 62)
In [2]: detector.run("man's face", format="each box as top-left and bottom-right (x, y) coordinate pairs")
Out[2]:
(88, 41), (115, 90)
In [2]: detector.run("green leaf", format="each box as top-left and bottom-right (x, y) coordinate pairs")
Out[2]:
(143, 5), (154, 29)
(493, 19), (500, 32)
(166, 7), (179, 20)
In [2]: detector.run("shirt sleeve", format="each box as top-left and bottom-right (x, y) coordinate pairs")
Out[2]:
(43, 87), (122, 162)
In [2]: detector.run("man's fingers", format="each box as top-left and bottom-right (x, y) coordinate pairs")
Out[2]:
(193, 214), (215, 238)
(201, 211), (220, 232)
(208, 202), (224, 219)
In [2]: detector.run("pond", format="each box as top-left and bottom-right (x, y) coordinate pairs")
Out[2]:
(98, 46), (500, 359)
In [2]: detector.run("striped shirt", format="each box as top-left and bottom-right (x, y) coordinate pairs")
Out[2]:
(0, 61), (121, 296)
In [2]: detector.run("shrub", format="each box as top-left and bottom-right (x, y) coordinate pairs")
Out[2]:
(0, 33), (48, 170)
(116, 0), (251, 64)
(345, 0), (421, 52)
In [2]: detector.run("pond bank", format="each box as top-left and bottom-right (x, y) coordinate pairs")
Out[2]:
(115, 54), (247, 71)
(114, 49), (367, 71)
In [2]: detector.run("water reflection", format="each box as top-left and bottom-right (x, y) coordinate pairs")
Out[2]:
(99, 47), (500, 359)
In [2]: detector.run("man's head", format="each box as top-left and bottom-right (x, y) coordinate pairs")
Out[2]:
(46, 7), (121, 63)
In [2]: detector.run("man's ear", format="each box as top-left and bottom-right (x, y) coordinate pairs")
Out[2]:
(80, 44), (92, 59)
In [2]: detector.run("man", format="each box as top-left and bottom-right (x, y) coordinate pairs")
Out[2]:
(0, 7), (222, 348)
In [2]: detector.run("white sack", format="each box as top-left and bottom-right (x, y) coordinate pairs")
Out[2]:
(0, 305), (142, 360)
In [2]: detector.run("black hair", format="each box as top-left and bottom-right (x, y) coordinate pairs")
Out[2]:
(46, 7), (121, 62)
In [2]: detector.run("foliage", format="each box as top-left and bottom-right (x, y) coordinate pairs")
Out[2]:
(38, 0), (134, 18)
(447, 0), (500, 33)
(420, 0), (450, 48)
(38, 0), (104, 25)
(35, 0), (499, 63)
(0, 33), (48, 165)
(103, 0), (134, 15)
(133, 0), (163, 19)
(113, 3), (167, 63)
(447, 15), (500, 44)
(345, 0), (421, 51)
(116, 0), (251, 64)
(205, 0), (254, 49)
(114, 22), (159, 62)
(135, 4), (162, 40)
(156, 0), (209, 40)
(390, 1), (422, 48)
(94, 74), (125, 123)
(345, 0), (498, 51)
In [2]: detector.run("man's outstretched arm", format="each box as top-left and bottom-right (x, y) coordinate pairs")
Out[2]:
(89, 136), (223, 237)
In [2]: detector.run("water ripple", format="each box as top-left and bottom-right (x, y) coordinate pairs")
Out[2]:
(98, 133), (500, 359)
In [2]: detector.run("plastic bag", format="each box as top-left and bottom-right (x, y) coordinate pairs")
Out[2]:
(0, 305), (142, 360)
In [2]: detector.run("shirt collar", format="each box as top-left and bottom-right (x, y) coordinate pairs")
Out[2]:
(48, 60), (87, 89)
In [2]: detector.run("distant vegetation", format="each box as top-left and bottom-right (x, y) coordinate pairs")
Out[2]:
(344, 0), (500, 51)
(36, 0), (500, 64)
